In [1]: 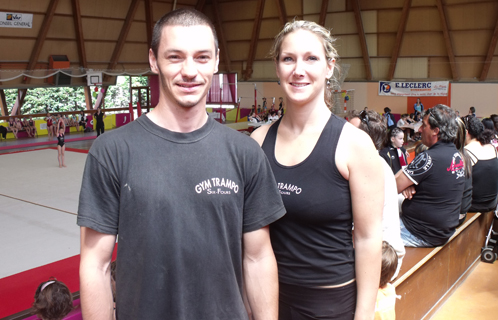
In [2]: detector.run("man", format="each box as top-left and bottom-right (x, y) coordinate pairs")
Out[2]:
(77, 9), (285, 320)
(395, 104), (465, 247)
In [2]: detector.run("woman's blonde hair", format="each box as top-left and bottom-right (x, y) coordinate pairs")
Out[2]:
(269, 20), (341, 108)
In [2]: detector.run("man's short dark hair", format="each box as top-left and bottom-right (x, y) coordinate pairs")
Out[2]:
(357, 110), (388, 150)
(469, 106), (476, 113)
(151, 8), (219, 57)
(425, 104), (457, 143)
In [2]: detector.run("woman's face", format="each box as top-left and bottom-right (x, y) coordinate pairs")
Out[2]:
(276, 29), (334, 107)
(392, 132), (404, 148)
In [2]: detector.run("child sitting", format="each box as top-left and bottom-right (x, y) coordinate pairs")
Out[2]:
(375, 241), (399, 320)
(32, 279), (73, 320)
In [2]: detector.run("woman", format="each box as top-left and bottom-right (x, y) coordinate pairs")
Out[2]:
(94, 107), (106, 137)
(45, 113), (54, 140)
(464, 116), (498, 212)
(414, 98), (424, 115)
(379, 127), (409, 175)
(251, 20), (383, 320)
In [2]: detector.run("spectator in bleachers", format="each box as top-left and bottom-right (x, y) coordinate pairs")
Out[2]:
(464, 116), (498, 212)
(78, 111), (87, 132)
(15, 117), (23, 132)
(21, 117), (32, 137)
(455, 117), (473, 226)
(352, 110), (405, 279)
(380, 127), (409, 175)
(374, 241), (399, 320)
(397, 114), (408, 127)
(8, 117), (18, 139)
(31, 279), (73, 320)
(468, 106), (476, 118)
(396, 105), (465, 247)
(29, 116), (37, 137)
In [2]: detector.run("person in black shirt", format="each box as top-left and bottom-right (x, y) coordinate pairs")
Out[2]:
(396, 105), (465, 247)
(94, 107), (106, 137)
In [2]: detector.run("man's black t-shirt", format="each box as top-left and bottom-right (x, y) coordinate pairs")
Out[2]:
(401, 141), (465, 246)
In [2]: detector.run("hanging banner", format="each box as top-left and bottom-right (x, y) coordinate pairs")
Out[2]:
(379, 81), (449, 97)
(0, 12), (33, 28)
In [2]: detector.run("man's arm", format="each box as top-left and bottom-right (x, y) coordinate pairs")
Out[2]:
(395, 169), (416, 197)
(243, 226), (278, 320)
(80, 227), (117, 320)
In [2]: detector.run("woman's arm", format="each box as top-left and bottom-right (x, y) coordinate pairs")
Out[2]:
(337, 124), (383, 320)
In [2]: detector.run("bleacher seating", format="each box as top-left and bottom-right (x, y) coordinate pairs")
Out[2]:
(393, 211), (494, 320)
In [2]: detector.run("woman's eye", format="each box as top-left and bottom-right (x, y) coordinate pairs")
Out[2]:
(282, 57), (293, 62)
(308, 56), (318, 61)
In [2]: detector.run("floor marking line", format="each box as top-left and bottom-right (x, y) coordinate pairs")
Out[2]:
(0, 194), (78, 216)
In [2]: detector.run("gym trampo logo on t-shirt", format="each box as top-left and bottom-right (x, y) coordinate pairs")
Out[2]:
(447, 152), (465, 179)
(195, 177), (239, 195)
(277, 182), (302, 195)
(405, 152), (433, 176)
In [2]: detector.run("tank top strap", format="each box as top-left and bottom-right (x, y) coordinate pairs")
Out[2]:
(261, 118), (282, 157)
(466, 148), (478, 165)
(314, 114), (346, 162)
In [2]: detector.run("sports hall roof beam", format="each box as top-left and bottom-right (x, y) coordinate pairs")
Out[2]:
(145, 0), (154, 48)
(244, 0), (266, 81)
(83, 86), (93, 110)
(274, 0), (287, 27)
(436, 0), (459, 81)
(23, 0), (59, 84)
(212, 0), (232, 71)
(479, 15), (498, 81)
(195, 0), (206, 11)
(319, 0), (328, 27)
(71, 0), (87, 69)
(106, 0), (141, 76)
(351, 0), (372, 80)
(387, 0), (411, 80)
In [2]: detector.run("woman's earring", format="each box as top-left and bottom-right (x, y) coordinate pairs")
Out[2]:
(326, 79), (331, 86)
(278, 80), (280, 85)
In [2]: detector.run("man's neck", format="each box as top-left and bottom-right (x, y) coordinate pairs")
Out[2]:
(147, 101), (208, 133)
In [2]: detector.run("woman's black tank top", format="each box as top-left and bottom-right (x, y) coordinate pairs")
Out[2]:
(261, 114), (354, 286)
(468, 148), (498, 212)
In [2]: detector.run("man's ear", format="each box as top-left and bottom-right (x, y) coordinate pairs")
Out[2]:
(214, 49), (220, 74)
(433, 127), (440, 137)
(149, 49), (159, 74)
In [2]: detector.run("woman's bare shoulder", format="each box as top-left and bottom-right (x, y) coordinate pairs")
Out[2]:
(250, 123), (274, 146)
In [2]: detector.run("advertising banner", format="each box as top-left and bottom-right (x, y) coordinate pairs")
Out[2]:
(379, 81), (449, 96)
(0, 12), (33, 28)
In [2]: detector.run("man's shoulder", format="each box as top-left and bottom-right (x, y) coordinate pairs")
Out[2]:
(212, 121), (262, 151)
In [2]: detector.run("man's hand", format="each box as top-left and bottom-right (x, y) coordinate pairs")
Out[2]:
(402, 185), (416, 199)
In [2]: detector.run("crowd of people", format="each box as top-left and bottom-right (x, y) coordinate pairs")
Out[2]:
(248, 97), (284, 124)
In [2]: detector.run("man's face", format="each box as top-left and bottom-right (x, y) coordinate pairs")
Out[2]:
(149, 25), (219, 109)
(419, 115), (438, 147)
